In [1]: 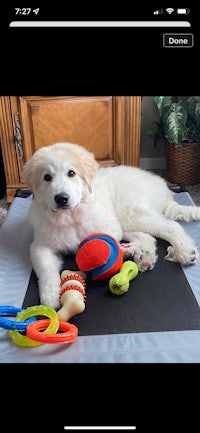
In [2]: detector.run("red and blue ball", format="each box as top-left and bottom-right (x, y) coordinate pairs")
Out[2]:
(76, 232), (123, 281)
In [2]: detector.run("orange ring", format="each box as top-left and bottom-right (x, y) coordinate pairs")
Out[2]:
(26, 319), (78, 344)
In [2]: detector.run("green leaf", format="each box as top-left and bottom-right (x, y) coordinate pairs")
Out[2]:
(153, 96), (173, 116)
(164, 100), (187, 145)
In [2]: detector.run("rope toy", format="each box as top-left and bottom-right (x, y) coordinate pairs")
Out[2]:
(57, 270), (87, 321)
(76, 232), (123, 281)
(109, 260), (138, 295)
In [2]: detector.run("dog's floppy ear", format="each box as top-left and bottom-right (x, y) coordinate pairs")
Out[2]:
(78, 152), (100, 193)
(23, 156), (40, 190)
(23, 159), (33, 189)
(23, 147), (48, 190)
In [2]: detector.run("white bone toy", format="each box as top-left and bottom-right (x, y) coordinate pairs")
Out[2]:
(57, 270), (87, 321)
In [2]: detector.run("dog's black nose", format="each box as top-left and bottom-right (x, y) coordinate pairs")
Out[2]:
(55, 193), (69, 207)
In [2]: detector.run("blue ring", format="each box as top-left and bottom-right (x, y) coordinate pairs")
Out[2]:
(0, 305), (36, 331)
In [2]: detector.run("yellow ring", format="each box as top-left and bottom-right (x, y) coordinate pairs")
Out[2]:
(9, 305), (59, 347)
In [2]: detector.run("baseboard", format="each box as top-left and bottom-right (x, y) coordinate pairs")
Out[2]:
(139, 157), (166, 170)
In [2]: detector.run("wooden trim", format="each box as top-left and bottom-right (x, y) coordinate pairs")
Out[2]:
(0, 97), (20, 185)
(113, 96), (141, 166)
(128, 96), (141, 166)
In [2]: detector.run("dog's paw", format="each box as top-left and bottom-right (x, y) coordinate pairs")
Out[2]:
(121, 242), (140, 260)
(134, 249), (158, 272)
(39, 280), (61, 310)
(121, 242), (158, 272)
(165, 246), (199, 266)
(40, 293), (61, 310)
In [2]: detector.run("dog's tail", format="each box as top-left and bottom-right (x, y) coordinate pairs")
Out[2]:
(163, 200), (200, 222)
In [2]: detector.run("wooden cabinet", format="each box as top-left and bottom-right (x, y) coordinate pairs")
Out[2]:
(0, 96), (141, 203)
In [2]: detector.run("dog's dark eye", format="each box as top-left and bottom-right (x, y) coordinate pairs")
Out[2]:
(44, 174), (52, 182)
(68, 170), (76, 177)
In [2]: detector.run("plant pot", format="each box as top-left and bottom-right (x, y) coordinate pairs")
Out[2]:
(165, 141), (200, 185)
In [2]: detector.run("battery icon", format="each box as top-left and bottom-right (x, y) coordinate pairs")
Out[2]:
(177, 8), (190, 15)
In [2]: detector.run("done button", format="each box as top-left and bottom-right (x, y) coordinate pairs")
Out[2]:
(163, 33), (193, 48)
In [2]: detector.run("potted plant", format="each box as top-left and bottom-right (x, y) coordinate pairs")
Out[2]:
(147, 96), (200, 185)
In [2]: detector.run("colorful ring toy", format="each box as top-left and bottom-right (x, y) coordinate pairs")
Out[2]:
(9, 305), (59, 347)
(0, 305), (36, 331)
(26, 319), (78, 344)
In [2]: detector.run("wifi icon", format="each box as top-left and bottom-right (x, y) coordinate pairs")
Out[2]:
(166, 8), (174, 14)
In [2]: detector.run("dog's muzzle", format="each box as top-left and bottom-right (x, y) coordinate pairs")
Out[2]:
(54, 193), (69, 208)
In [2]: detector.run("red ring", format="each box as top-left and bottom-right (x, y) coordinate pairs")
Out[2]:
(26, 319), (78, 344)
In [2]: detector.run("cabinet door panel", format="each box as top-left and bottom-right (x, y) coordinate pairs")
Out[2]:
(19, 96), (114, 163)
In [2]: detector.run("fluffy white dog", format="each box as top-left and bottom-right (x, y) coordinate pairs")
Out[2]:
(23, 142), (200, 308)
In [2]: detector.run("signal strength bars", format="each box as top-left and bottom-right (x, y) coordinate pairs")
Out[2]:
(154, 8), (190, 15)
(153, 9), (163, 14)
(153, 8), (174, 15)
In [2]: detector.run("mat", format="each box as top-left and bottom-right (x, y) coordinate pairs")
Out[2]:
(1, 191), (200, 362)
(24, 241), (200, 335)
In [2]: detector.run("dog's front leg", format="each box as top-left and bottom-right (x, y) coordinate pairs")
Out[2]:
(30, 241), (63, 309)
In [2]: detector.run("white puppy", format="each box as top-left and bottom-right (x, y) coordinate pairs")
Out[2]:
(23, 142), (200, 308)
